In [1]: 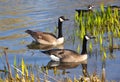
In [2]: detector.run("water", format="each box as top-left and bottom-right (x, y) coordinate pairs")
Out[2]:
(0, 0), (120, 81)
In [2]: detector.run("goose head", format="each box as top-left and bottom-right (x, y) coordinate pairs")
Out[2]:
(84, 35), (96, 41)
(57, 16), (69, 39)
(81, 35), (95, 54)
(88, 5), (94, 10)
(58, 16), (69, 22)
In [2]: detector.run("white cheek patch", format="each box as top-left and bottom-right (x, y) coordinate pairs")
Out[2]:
(50, 55), (60, 61)
(89, 6), (92, 9)
(59, 18), (64, 22)
(85, 36), (90, 40)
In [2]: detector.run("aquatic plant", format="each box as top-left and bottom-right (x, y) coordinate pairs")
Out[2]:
(75, 4), (120, 58)
(0, 50), (113, 82)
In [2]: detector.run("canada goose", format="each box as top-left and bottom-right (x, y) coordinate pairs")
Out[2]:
(25, 16), (69, 46)
(41, 35), (95, 62)
(104, 5), (120, 11)
(75, 5), (94, 15)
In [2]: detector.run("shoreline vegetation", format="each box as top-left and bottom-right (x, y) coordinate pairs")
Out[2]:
(0, 48), (106, 82)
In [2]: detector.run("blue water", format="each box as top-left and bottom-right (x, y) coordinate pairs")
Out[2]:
(0, 0), (120, 81)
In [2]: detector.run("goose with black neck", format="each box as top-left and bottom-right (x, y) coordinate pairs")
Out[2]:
(41, 35), (95, 63)
(25, 16), (69, 46)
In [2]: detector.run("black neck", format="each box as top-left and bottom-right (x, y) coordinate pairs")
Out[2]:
(81, 38), (87, 54)
(58, 20), (63, 38)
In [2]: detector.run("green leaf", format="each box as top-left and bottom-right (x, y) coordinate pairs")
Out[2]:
(21, 58), (25, 75)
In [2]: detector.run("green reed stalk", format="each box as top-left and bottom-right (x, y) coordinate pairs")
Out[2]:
(75, 3), (120, 53)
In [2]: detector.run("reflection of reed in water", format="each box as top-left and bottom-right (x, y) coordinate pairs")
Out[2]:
(0, 47), (27, 54)
(0, 34), (27, 40)
(0, 17), (36, 32)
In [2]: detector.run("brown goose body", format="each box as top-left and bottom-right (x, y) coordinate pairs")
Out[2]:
(42, 49), (88, 62)
(25, 16), (69, 46)
(41, 35), (95, 63)
(25, 30), (59, 45)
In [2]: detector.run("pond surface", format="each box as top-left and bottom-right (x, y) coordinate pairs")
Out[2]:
(0, 0), (120, 81)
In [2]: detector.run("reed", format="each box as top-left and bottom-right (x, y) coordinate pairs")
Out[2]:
(75, 4), (120, 58)
(0, 52), (113, 82)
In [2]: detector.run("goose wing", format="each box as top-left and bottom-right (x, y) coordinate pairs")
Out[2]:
(38, 32), (57, 39)
(41, 49), (80, 59)
(37, 32), (57, 42)
(26, 30), (57, 42)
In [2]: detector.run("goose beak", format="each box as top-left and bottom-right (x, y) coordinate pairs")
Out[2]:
(64, 18), (69, 21)
(59, 16), (69, 21)
(91, 5), (94, 8)
(90, 36), (96, 39)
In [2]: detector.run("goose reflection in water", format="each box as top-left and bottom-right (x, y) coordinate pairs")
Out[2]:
(41, 60), (89, 77)
(27, 41), (64, 50)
